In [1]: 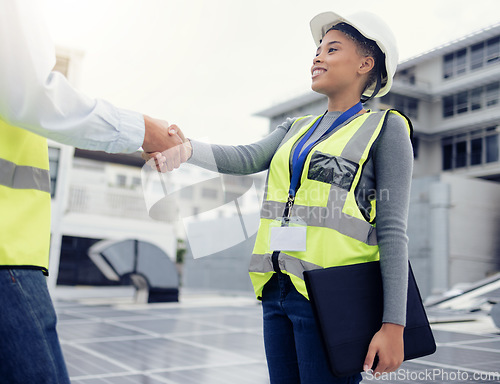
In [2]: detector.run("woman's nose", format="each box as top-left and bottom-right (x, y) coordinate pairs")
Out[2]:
(313, 52), (323, 64)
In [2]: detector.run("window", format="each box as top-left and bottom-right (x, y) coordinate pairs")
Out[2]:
(48, 147), (60, 198)
(456, 91), (468, 114)
(486, 36), (500, 64)
(456, 49), (467, 75)
(486, 82), (499, 107)
(470, 42), (485, 70)
(407, 98), (418, 119)
(394, 96), (405, 112)
(455, 135), (467, 168)
(116, 174), (127, 187)
(471, 87), (483, 111)
(379, 93), (419, 119)
(486, 128), (499, 163)
(396, 68), (416, 85)
(443, 49), (467, 79)
(443, 53), (454, 79)
(443, 96), (454, 117)
(442, 82), (500, 118)
(470, 137), (483, 165)
(442, 137), (453, 170)
(441, 128), (500, 170)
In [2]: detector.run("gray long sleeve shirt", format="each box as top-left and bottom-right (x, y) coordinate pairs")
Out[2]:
(188, 111), (413, 326)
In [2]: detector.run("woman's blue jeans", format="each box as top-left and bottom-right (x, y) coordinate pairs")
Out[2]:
(262, 272), (362, 384)
(0, 269), (70, 384)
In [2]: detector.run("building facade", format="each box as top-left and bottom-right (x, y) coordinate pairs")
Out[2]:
(256, 23), (500, 299)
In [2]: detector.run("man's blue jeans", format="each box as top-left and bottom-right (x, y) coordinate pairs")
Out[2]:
(0, 269), (70, 384)
(262, 273), (362, 384)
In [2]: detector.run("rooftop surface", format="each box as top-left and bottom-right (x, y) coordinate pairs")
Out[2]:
(53, 287), (500, 384)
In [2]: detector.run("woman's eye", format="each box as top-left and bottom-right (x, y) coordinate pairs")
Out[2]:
(328, 48), (337, 53)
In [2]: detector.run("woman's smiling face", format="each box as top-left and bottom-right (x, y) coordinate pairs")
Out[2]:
(311, 29), (372, 100)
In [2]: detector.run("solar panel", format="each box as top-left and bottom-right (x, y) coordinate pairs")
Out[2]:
(55, 293), (500, 384)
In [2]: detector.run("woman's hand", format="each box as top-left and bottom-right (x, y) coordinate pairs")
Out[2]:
(363, 323), (404, 376)
(142, 124), (192, 172)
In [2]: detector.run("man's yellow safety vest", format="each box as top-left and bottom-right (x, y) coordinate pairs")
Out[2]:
(0, 119), (51, 274)
(249, 110), (412, 300)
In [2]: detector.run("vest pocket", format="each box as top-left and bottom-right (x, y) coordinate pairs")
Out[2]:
(307, 151), (358, 191)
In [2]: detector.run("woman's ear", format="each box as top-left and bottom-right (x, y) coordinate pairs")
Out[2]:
(359, 56), (375, 75)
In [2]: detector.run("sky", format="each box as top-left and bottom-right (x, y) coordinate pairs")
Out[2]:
(43, 0), (500, 145)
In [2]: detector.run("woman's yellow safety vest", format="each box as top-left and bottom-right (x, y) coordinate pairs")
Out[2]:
(0, 119), (51, 274)
(249, 110), (411, 300)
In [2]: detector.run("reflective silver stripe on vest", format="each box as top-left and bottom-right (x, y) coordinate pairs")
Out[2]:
(278, 116), (317, 151)
(340, 113), (386, 163)
(0, 158), (51, 193)
(260, 199), (377, 245)
(249, 252), (322, 278)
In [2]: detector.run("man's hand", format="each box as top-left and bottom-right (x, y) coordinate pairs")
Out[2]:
(141, 118), (192, 172)
(165, 124), (192, 159)
(142, 115), (190, 171)
(363, 323), (404, 376)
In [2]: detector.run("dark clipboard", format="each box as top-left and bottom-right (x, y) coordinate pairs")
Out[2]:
(303, 260), (436, 377)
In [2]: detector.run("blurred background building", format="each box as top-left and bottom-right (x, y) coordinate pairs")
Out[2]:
(48, 22), (500, 301)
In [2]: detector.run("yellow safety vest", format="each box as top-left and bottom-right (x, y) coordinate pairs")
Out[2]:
(0, 119), (51, 274)
(249, 110), (412, 300)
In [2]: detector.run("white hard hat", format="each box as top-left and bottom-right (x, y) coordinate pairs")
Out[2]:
(310, 11), (398, 99)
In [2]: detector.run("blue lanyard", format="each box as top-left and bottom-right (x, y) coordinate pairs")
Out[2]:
(288, 102), (363, 199)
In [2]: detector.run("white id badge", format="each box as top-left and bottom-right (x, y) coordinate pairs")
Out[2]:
(269, 217), (307, 252)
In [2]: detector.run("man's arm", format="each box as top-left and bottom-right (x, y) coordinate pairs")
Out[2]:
(0, 0), (182, 156)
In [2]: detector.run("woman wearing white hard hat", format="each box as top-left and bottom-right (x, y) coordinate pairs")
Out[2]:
(146, 10), (413, 384)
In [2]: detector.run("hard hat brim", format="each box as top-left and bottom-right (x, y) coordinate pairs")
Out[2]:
(310, 12), (345, 47)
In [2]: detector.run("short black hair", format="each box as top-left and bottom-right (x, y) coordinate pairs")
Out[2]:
(326, 22), (385, 97)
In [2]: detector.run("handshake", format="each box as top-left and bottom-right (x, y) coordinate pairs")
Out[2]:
(141, 115), (192, 172)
